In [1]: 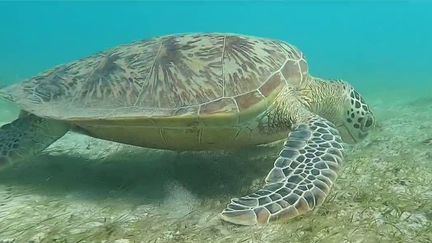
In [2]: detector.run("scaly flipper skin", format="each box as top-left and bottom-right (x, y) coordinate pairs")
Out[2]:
(0, 114), (69, 167)
(220, 116), (344, 225)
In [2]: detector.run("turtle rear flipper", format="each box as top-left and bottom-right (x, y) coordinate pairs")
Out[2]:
(0, 114), (69, 167)
(220, 116), (344, 225)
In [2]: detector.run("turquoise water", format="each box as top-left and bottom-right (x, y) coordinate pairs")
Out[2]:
(1, 1), (431, 95)
(0, 1), (432, 242)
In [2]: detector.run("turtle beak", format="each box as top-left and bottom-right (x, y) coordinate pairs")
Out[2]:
(337, 124), (357, 144)
(361, 115), (375, 131)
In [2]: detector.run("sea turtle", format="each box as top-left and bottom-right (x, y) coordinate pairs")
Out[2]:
(0, 33), (374, 225)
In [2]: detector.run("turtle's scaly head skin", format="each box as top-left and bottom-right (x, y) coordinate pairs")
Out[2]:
(300, 78), (375, 143)
(340, 82), (375, 143)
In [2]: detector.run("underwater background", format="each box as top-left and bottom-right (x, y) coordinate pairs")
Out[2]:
(1, 1), (432, 96)
(0, 1), (431, 242)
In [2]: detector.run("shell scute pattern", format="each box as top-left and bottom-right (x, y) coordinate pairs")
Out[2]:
(259, 72), (284, 97)
(222, 36), (288, 97)
(135, 35), (225, 109)
(276, 42), (308, 84)
(13, 33), (307, 119)
(21, 38), (161, 108)
(200, 98), (238, 114)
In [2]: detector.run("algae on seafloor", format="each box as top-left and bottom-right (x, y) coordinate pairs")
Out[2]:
(0, 94), (431, 242)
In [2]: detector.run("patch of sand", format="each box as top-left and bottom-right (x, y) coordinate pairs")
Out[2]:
(0, 93), (431, 242)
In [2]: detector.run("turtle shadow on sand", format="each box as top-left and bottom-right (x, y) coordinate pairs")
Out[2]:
(0, 144), (277, 205)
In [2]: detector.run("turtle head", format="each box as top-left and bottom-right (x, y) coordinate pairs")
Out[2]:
(304, 78), (374, 144)
(337, 83), (375, 144)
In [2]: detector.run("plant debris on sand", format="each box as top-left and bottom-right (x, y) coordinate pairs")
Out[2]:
(0, 94), (431, 242)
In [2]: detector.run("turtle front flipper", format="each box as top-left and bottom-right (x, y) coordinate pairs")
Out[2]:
(0, 114), (69, 167)
(220, 116), (344, 225)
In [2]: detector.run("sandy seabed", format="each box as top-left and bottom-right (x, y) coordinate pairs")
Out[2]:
(0, 91), (431, 243)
